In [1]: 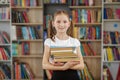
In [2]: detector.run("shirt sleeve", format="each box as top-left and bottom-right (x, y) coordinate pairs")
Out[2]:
(75, 38), (81, 47)
(44, 38), (51, 47)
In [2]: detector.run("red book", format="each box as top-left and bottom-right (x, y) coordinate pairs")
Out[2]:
(11, 0), (14, 6)
(116, 8), (120, 19)
(87, 43), (96, 56)
(22, 11), (29, 23)
(87, 10), (91, 23)
(2, 31), (10, 43)
(0, 48), (7, 60)
(116, 64), (120, 80)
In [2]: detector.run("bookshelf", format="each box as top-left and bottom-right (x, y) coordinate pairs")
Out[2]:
(0, 0), (119, 80)
(103, 0), (120, 80)
(0, 0), (11, 79)
(11, 0), (43, 79)
(71, 0), (102, 79)
(43, 0), (102, 80)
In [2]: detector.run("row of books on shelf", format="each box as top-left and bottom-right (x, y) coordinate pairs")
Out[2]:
(79, 62), (94, 80)
(103, 31), (120, 44)
(103, 47), (120, 61)
(74, 26), (101, 40)
(13, 60), (34, 79)
(0, 47), (10, 60)
(67, 0), (101, 6)
(0, 7), (10, 20)
(104, 7), (120, 19)
(12, 10), (29, 23)
(44, 0), (100, 6)
(0, 0), (10, 4)
(45, 62), (94, 80)
(12, 25), (42, 40)
(0, 31), (10, 44)
(44, 15), (52, 29)
(44, 0), (66, 4)
(44, 9), (102, 29)
(105, 0), (120, 2)
(12, 42), (30, 55)
(0, 63), (11, 79)
(103, 63), (120, 80)
(72, 9), (102, 23)
(81, 42), (96, 56)
(11, 0), (41, 7)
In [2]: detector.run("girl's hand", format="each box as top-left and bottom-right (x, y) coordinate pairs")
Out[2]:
(53, 62), (64, 66)
(62, 61), (80, 70)
(50, 60), (64, 66)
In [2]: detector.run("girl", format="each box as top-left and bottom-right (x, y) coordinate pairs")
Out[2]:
(42, 10), (84, 80)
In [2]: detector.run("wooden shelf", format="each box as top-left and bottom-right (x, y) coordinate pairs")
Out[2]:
(74, 23), (102, 25)
(0, 44), (11, 46)
(103, 44), (120, 46)
(79, 39), (101, 42)
(11, 6), (43, 9)
(104, 19), (120, 22)
(69, 6), (102, 9)
(12, 39), (43, 42)
(44, 3), (66, 5)
(0, 60), (11, 62)
(0, 20), (10, 22)
(0, 3), (10, 5)
(103, 61), (120, 63)
(12, 23), (43, 25)
(14, 78), (43, 80)
(13, 54), (43, 58)
(83, 56), (101, 58)
(104, 2), (120, 5)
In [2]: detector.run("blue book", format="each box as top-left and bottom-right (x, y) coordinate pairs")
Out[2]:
(78, 9), (81, 22)
(51, 0), (56, 3)
(80, 45), (85, 56)
(104, 8), (107, 19)
(22, 27), (29, 40)
(20, 64), (25, 78)
(31, 27), (36, 39)
(79, 27), (86, 39)
(110, 32), (117, 44)
(96, 27), (101, 39)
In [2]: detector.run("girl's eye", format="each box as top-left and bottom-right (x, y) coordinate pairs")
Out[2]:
(57, 21), (60, 23)
(64, 21), (67, 23)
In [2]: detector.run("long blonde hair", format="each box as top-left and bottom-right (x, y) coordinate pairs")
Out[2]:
(48, 10), (73, 41)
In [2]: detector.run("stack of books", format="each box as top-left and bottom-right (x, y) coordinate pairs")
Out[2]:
(50, 47), (80, 62)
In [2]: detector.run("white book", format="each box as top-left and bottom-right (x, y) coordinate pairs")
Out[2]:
(89, 0), (94, 6)
(11, 25), (17, 40)
(103, 48), (108, 61)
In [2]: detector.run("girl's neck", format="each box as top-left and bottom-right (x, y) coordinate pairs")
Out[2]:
(55, 33), (69, 40)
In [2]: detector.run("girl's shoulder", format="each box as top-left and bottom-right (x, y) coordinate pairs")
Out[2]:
(44, 38), (52, 42)
(44, 38), (52, 47)
(69, 37), (81, 47)
(69, 37), (80, 43)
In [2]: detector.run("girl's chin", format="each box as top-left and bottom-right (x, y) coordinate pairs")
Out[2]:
(58, 31), (66, 33)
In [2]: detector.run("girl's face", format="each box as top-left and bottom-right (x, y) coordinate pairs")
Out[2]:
(52, 14), (70, 33)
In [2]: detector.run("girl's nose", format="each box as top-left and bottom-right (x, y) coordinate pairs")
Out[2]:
(60, 23), (64, 26)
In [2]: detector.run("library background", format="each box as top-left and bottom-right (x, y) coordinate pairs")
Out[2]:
(0, 0), (120, 80)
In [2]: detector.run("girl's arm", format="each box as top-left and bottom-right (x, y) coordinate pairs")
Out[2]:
(42, 45), (77, 70)
(70, 47), (84, 70)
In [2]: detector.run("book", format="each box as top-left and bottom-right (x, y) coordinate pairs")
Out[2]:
(50, 47), (80, 62)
